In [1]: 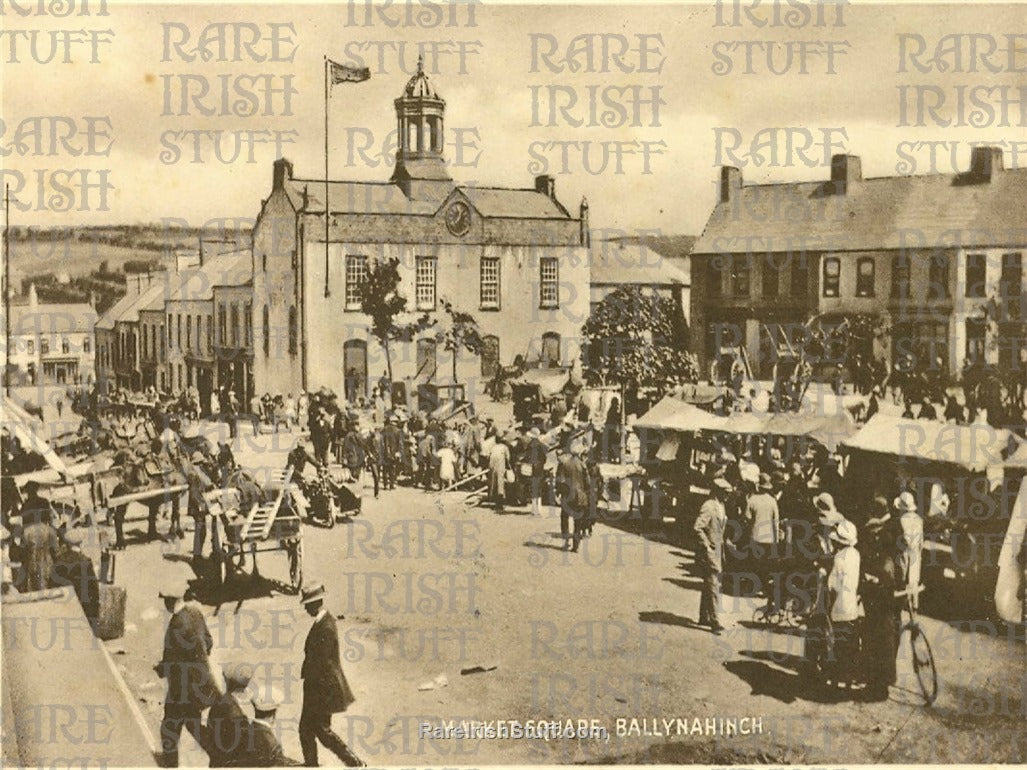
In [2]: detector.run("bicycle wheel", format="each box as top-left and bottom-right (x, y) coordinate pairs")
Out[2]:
(908, 622), (938, 705)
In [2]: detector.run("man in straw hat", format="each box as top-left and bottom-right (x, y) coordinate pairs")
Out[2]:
(157, 576), (216, 767)
(826, 519), (861, 687)
(745, 472), (781, 611)
(299, 582), (362, 767)
(695, 476), (732, 634)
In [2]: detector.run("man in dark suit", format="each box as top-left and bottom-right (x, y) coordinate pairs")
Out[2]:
(555, 444), (589, 552)
(299, 583), (363, 767)
(17, 481), (60, 592)
(157, 577), (216, 767)
(382, 416), (403, 490)
(207, 663), (252, 767)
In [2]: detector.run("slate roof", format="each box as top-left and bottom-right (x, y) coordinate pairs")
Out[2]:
(590, 240), (689, 286)
(168, 251), (252, 302)
(693, 167), (1027, 254)
(286, 179), (573, 220)
(9, 302), (97, 335)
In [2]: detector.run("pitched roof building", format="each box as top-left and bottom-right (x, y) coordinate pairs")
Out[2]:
(252, 59), (590, 404)
(690, 147), (1027, 381)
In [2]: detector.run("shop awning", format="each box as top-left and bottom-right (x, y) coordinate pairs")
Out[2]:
(761, 412), (858, 452)
(840, 414), (1021, 471)
(635, 396), (726, 432)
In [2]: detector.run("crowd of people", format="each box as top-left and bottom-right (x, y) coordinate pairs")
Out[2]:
(692, 446), (932, 701)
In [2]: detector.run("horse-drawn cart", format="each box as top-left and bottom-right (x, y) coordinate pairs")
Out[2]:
(208, 467), (304, 593)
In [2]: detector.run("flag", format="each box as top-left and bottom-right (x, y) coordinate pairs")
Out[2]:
(329, 59), (370, 85)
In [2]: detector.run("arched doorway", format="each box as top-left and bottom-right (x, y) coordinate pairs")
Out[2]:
(541, 332), (561, 368)
(343, 339), (368, 402)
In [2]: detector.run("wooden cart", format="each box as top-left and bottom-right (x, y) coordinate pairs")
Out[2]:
(210, 467), (303, 593)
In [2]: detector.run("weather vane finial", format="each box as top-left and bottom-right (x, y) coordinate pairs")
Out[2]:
(417, 52), (424, 74)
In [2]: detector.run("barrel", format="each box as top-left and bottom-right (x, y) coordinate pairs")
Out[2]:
(95, 583), (127, 640)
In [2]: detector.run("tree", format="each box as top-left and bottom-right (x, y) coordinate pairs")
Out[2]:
(581, 285), (698, 390)
(358, 257), (433, 381)
(433, 298), (484, 385)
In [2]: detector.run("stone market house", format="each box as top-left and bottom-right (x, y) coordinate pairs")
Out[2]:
(690, 147), (1027, 381)
(250, 60), (590, 403)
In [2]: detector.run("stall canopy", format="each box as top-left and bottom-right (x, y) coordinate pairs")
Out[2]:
(511, 367), (581, 398)
(635, 396), (726, 432)
(841, 414), (1021, 471)
(2, 396), (71, 478)
(762, 412), (858, 452)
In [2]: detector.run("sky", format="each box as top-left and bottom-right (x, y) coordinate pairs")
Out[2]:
(3, 1), (1026, 235)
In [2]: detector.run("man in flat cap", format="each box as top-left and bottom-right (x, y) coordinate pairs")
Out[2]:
(207, 662), (253, 768)
(299, 582), (362, 767)
(157, 576), (216, 767)
(243, 686), (302, 766)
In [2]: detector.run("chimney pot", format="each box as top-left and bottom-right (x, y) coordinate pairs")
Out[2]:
(720, 167), (742, 203)
(970, 146), (1003, 181)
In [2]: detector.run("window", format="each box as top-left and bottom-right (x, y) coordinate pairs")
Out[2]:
(167, 314), (172, 348)
(1000, 252), (1022, 296)
(61, 337), (69, 354)
(480, 257), (500, 309)
(288, 306), (298, 355)
(822, 257), (841, 297)
(230, 304), (239, 347)
(541, 332), (561, 368)
(345, 255), (368, 310)
(206, 314), (212, 352)
(84, 337), (90, 355)
(262, 306), (270, 357)
(966, 253), (987, 298)
(540, 257), (559, 308)
(27, 339), (34, 354)
(790, 258), (808, 297)
(40, 338), (49, 355)
(160, 328), (166, 362)
(856, 257), (875, 297)
(416, 337), (437, 381)
(891, 254), (911, 299)
(965, 318), (987, 363)
(761, 256), (780, 298)
(218, 304), (227, 345)
(186, 315), (192, 351)
(730, 256), (751, 296)
(415, 256), (437, 310)
(196, 316), (202, 352)
(928, 253), (950, 299)
(244, 304), (252, 347)
(480, 334), (499, 378)
(176, 314), (182, 349)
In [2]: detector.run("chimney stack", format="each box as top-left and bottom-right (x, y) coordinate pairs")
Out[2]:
(830, 154), (862, 193)
(535, 174), (556, 199)
(720, 167), (742, 202)
(970, 146), (1003, 181)
(579, 197), (590, 247)
(273, 157), (294, 190)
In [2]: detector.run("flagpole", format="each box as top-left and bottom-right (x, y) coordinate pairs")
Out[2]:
(324, 55), (331, 298)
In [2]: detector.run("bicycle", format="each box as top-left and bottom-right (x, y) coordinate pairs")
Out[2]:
(896, 583), (937, 706)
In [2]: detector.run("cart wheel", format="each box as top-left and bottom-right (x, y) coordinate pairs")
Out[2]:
(288, 540), (303, 593)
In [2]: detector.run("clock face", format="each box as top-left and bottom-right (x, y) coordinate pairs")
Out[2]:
(445, 201), (471, 237)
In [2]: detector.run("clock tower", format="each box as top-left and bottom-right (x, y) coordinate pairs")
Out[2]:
(392, 54), (452, 198)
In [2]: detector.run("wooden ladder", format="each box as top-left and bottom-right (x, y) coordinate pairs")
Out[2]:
(239, 467), (293, 543)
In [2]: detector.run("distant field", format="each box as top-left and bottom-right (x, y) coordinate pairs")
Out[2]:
(10, 239), (149, 279)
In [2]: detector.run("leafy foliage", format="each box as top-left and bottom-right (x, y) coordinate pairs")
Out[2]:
(431, 298), (484, 382)
(581, 285), (698, 389)
(358, 257), (434, 380)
